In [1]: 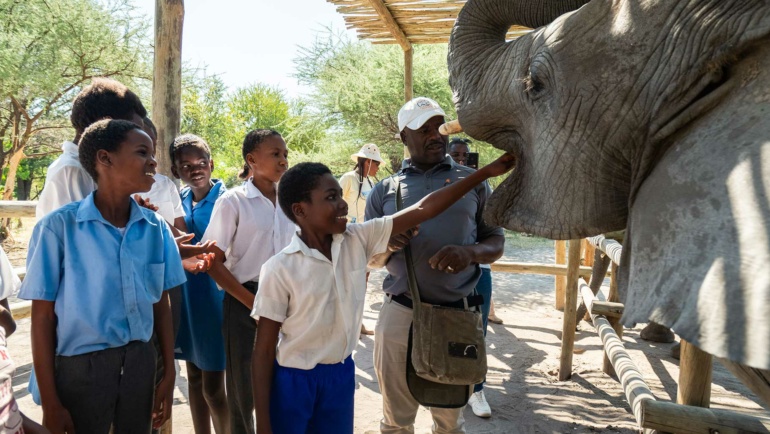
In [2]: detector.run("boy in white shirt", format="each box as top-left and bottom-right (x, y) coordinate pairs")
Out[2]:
(36, 78), (146, 218)
(251, 156), (515, 434)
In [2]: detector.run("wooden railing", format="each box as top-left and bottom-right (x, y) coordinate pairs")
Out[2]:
(559, 235), (770, 433)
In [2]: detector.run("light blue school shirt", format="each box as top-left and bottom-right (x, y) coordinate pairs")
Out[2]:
(19, 191), (187, 357)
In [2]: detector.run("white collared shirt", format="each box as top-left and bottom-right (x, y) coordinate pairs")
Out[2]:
(133, 174), (185, 224)
(202, 178), (295, 284)
(252, 217), (393, 370)
(36, 141), (97, 218)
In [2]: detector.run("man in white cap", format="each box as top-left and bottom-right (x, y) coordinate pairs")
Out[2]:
(365, 97), (505, 433)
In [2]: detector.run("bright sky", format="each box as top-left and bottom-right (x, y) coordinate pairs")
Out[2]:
(133, 0), (359, 97)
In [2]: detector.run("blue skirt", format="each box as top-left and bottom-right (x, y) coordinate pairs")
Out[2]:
(175, 272), (226, 371)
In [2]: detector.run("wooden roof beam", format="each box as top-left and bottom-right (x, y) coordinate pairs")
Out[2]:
(365, 0), (412, 51)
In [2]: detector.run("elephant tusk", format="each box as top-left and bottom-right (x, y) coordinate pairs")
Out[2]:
(439, 120), (463, 136)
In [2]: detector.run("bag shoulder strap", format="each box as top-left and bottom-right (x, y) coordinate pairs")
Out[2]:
(395, 177), (421, 316)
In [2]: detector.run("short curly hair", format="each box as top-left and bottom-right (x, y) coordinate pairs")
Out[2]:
(169, 133), (212, 165)
(278, 162), (332, 224)
(70, 78), (147, 140)
(78, 119), (144, 182)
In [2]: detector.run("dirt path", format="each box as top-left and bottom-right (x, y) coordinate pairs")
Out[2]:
(8, 237), (768, 433)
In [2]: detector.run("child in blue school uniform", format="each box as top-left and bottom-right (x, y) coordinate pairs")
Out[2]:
(170, 134), (230, 434)
(251, 155), (516, 434)
(20, 119), (189, 434)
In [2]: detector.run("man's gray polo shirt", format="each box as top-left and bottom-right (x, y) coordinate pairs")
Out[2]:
(365, 155), (503, 304)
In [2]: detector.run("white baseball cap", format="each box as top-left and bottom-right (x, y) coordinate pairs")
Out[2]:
(351, 143), (383, 163)
(397, 97), (446, 132)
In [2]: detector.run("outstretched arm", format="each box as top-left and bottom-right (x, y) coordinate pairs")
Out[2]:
(390, 153), (515, 236)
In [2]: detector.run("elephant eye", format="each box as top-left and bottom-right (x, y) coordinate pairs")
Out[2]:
(524, 56), (550, 99)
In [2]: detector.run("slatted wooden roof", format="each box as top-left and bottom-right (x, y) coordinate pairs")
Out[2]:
(326, 0), (531, 48)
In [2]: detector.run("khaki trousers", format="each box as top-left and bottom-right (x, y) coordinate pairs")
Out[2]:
(374, 295), (466, 434)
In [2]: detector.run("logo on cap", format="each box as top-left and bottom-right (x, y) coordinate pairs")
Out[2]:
(416, 99), (433, 109)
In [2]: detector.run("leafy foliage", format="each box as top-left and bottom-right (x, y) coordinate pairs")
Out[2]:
(0, 0), (151, 202)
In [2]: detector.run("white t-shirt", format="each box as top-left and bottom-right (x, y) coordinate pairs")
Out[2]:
(134, 174), (185, 224)
(36, 141), (97, 218)
(0, 247), (20, 301)
(252, 217), (393, 370)
(202, 179), (295, 284)
(339, 170), (374, 223)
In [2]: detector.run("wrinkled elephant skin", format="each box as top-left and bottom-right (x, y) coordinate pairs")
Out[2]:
(449, 0), (770, 369)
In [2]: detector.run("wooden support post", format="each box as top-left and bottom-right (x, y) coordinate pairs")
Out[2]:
(403, 47), (413, 159)
(603, 262), (621, 377)
(558, 240), (582, 381)
(152, 0), (184, 180)
(153, 2), (184, 433)
(554, 240), (566, 311)
(677, 339), (713, 408)
(404, 47), (413, 103)
(582, 239), (595, 268)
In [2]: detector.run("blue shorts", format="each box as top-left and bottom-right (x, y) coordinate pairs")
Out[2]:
(270, 356), (355, 434)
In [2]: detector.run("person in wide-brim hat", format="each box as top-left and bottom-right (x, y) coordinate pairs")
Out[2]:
(340, 143), (384, 336)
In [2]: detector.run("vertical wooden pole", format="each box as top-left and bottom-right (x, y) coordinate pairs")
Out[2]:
(404, 47), (413, 103)
(554, 241), (566, 311)
(582, 239), (595, 268)
(152, 0), (184, 179)
(677, 339), (713, 407)
(403, 47), (413, 160)
(153, 2), (183, 433)
(559, 239), (582, 381)
(602, 262), (621, 377)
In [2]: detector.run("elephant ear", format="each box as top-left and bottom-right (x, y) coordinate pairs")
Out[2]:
(619, 46), (770, 369)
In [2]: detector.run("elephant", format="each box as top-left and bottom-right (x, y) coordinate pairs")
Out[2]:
(447, 0), (770, 401)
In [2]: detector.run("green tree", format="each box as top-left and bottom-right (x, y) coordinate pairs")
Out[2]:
(294, 31), (457, 171)
(181, 73), (329, 185)
(0, 0), (151, 205)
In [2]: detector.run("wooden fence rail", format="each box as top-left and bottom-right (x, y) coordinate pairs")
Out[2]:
(0, 201), (36, 218)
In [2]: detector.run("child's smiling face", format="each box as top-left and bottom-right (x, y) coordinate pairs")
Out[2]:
(247, 136), (289, 184)
(173, 147), (213, 190)
(101, 129), (157, 193)
(297, 173), (349, 235)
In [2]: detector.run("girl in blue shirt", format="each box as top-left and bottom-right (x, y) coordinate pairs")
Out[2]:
(170, 134), (229, 434)
(21, 119), (190, 434)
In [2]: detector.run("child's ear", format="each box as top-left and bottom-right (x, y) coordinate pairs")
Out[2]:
(170, 165), (180, 179)
(96, 149), (112, 168)
(209, 158), (215, 171)
(246, 152), (256, 168)
(291, 202), (305, 220)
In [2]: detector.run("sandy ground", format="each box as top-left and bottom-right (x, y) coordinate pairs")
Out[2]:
(5, 235), (769, 433)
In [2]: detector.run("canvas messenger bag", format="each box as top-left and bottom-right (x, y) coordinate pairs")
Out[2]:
(395, 181), (487, 407)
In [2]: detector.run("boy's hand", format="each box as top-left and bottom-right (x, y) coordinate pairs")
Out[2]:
(42, 403), (75, 434)
(387, 226), (419, 253)
(429, 245), (473, 273)
(152, 376), (174, 429)
(133, 194), (159, 212)
(480, 153), (516, 178)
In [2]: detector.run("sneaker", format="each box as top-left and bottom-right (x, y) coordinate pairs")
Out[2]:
(468, 390), (492, 418)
